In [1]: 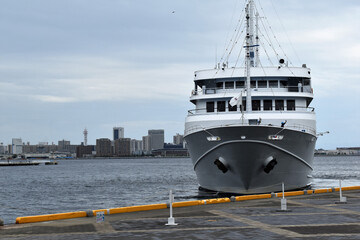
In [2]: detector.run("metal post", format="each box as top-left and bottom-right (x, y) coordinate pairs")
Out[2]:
(281, 182), (287, 210)
(336, 180), (347, 204)
(277, 182), (291, 212)
(166, 190), (178, 225)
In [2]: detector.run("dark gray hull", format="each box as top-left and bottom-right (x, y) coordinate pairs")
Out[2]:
(185, 126), (316, 194)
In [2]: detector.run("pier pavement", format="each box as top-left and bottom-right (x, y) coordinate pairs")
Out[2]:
(1, 189), (360, 239)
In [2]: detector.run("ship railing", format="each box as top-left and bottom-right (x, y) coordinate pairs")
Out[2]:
(188, 106), (315, 115)
(185, 122), (316, 136)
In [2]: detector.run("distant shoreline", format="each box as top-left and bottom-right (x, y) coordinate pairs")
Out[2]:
(74, 156), (191, 160)
(314, 154), (360, 157)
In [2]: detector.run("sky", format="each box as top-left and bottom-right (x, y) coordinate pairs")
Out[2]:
(0, 0), (359, 149)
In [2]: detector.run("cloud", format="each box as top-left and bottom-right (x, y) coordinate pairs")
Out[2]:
(0, 56), (194, 104)
(33, 95), (76, 103)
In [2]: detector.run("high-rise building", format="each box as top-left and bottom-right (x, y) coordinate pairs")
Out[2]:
(0, 142), (5, 154)
(173, 133), (184, 146)
(148, 129), (164, 151)
(76, 144), (95, 158)
(113, 127), (124, 140)
(12, 138), (23, 154)
(96, 138), (112, 157)
(142, 135), (151, 154)
(58, 140), (70, 151)
(130, 139), (143, 155)
(114, 138), (131, 156)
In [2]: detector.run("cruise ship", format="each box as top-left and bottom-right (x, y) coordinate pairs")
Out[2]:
(184, 0), (317, 194)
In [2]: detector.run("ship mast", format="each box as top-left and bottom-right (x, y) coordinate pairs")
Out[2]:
(245, 0), (256, 113)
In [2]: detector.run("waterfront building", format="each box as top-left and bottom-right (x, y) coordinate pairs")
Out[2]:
(130, 139), (143, 155)
(114, 138), (131, 156)
(23, 143), (58, 154)
(76, 144), (95, 158)
(12, 138), (23, 155)
(58, 140), (70, 151)
(0, 143), (5, 154)
(336, 147), (360, 155)
(173, 133), (184, 146)
(152, 143), (189, 157)
(96, 138), (112, 157)
(148, 129), (164, 151)
(142, 135), (151, 154)
(113, 127), (124, 140)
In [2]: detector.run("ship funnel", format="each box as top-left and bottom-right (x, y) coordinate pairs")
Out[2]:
(264, 156), (277, 174)
(214, 157), (228, 173)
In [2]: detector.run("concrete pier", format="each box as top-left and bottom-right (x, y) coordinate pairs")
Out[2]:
(1, 188), (360, 239)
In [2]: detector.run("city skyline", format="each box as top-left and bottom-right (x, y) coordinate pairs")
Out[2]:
(0, 128), (182, 146)
(0, 0), (359, 149)
(0, 128), (186, 157)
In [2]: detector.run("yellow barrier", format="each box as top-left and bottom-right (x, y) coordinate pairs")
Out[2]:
(204, 198), (231, 205)
(314, 188), (331, 194)
(173, 200), (203, 208)
(276, 191), (304, 198)
(305, 190), (314, 195)
(108, 203), (167, 214)
(93, 209), (110, 215)
(342, 186), (360, 191)
(235, 194), (272, 201)
(16, 211), (87, 224)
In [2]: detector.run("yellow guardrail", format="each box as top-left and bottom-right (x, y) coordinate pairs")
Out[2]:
(16, 211), (87, 224)
(15, 186), (360, 224)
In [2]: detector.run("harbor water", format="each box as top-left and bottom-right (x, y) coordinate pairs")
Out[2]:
(1, 156), (359, 225)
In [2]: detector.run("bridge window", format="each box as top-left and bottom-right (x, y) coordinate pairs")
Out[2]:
(280, 80), (288, 88)
(236, 81), (245, 88)
(228, 101), (237, 111)
(269, 80), (278, 88)
(216, 82), (223, 89)
(206, 102), (214, 112)
(264, 100), (272, 111)
(217, 101), (226, 112)
(251, 81), (257, 88)
(258, 81), (267, 88)
(287, 100), (295, 111)
(225, 81), (234, 89)
(252, 100), (261, 111)
(275, 100), (284, 110)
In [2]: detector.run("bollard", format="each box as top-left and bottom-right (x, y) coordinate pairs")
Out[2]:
(277, 182), (291, 212)
(335, 180), (347, 204)
(165, 190), (178, 226)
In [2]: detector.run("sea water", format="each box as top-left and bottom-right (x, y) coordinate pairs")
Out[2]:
(0, 156), (359, 225)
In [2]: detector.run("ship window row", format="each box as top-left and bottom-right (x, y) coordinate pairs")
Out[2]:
(197, 78), (312, 94)
(215, 79), (310, 89)
(206, 99), (296, 112)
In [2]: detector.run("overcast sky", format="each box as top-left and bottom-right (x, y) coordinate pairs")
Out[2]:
(0, 0), (359, 149)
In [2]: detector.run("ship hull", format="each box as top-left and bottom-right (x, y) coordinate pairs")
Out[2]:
(185, 125), (316, 194)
